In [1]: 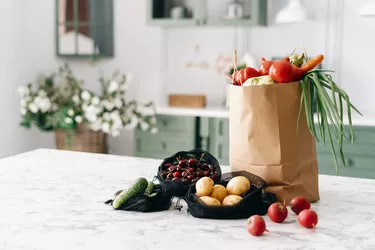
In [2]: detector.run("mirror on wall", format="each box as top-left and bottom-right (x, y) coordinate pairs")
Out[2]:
(56, 0), (114, 58)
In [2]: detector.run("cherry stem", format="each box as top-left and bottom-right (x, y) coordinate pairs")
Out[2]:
(311, 224), (316, 232)
(264, 228), (270, 233)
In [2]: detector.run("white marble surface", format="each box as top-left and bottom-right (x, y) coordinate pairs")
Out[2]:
(0, 149), (375, 250)
(156, 106), (375, 126)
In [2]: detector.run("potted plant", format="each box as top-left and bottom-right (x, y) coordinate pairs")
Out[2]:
(17, 64), (158, 154)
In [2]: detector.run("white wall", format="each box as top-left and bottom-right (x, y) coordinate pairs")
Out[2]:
(0, 0), (162, 158)
(1, 0), (374, 159)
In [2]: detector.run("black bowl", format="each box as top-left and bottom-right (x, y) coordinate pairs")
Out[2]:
(156, 149), (222, 197)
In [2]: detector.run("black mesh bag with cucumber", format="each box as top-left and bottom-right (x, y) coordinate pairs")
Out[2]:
(105, 177), (173, 212)
(175, 171), (277, 219)
(156, 149), (223, 197)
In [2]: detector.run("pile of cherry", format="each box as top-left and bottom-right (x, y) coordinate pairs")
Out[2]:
(160, 157), (220, 183)
(247, 196), (319, 236)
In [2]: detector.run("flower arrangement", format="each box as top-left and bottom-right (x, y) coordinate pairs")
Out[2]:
(17, 64), (158, 138)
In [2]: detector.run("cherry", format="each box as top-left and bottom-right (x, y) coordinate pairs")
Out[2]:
(179, 159), (188, 168)
(188, 158), (198, 167)
(166, 173), (173, 179)
(168, 166), (176, 172)
(187, 175), (195, 180)
(182, 171), (188, 177)
(196, 172), (203, 177)
(196, 168), (202, 172)
(209, 165), (215, 172)
(187, 167), (194, 172)
(173, 172), (181, 178)
(172, 177), (180, 181)
(161, 172), (168, 178)
(175, 166), (182, 172)
(203, 171), (210, 176)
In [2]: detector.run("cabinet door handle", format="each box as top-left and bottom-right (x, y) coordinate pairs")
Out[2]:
(202, 19), (207, 25)
(219, 120), (223, 136)
(161, 142), (167, 150)
(162, 120), (168, 126)
(218, 144), (222, 158)
(348, 158), (354, 167)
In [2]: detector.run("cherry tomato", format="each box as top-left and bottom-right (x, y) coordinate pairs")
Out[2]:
(236, 67), (260, 85)
(269, 58), (294, 83)
(259, 58), (274, 76)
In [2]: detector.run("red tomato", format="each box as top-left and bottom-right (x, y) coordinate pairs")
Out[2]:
(236, 69), (245, 85)
(236, 67), (260, 85)
(269, 58), (294, 83)
(243, 67), (260, 80)
(259, 58), (274, 76)
(292, 64), (303, 81)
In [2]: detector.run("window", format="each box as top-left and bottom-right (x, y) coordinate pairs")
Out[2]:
(56, 0), (114, 58)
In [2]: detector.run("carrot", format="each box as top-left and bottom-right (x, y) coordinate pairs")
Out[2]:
(300, 54), (324, 73)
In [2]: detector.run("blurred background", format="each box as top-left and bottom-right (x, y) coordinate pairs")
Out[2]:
(1, 0), (374, 165)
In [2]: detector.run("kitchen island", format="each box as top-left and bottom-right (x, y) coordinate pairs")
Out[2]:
(0, 149), (374, 250)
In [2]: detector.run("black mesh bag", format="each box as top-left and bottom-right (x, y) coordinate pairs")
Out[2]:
(105, 184), (173, 213)
(179, 171), (277, 219)
(156, 149), (222, 197)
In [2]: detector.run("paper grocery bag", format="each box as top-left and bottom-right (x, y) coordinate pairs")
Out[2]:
(229, 81), (320, 203)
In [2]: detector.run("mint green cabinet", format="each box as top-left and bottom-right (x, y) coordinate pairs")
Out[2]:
(146, 0), (267, 27)
(133, 115), (375, 180)
(134, 115), (197, 160)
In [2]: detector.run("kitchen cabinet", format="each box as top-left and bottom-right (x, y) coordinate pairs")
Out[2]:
(134, 114), (375, 180)
(146, 0), (267, 27)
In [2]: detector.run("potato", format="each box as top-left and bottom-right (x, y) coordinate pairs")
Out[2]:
(198, 196), (221, 207)
(209, 184), (228, 203)
(222, 195), (243, 206)
(195, 177), (214, 197)
(226, 176), (251, 196)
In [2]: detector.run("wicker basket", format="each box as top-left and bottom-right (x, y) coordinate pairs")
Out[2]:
(55, 124), (108, 154)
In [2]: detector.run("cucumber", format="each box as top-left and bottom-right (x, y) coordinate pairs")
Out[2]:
(144, 181), (155, 196)
(112, 177), (148, 210)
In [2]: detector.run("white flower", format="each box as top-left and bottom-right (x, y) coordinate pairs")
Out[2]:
(38, 98), (51, 113)
(137, 105), (154, 116)
(52, 104), (58, 111)
(120, 83), (128, 91)
(103, 112), (111, 121)
(91, 96), (100, 105)
(25, 96), (32, 102)
(81, 91), (91, 101)
(68, 109), (74, 117)
(64, 117), (73, 124)
(101, 122), (110, 133)
(34, 96), (42, 106)
(108, 80), (119, 93)
(17, 86), (29, 97)
(102, 100), (115, 111)
(114, 98), (122, 109)
(111, 129), (120, 137)
(90, 119), (102, 131)
(84, 105), (99, 123)
(28, 103), (38, 113)
(72, 95), (80, 104)
(124, 115), (138, 130)
(20, 108), (27, 115)
(38, 90), (47, 98)
(75, 115), (83, 124)
(140, 122), (150, 131)
(151, 127), (158, 134)
(20, 99), (27, 107)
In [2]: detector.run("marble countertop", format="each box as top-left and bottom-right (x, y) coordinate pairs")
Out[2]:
(156, 106), (375, 126)
(1, 149), (374, 250)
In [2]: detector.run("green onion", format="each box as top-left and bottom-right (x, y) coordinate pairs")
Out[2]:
(298, 70), (362, 172)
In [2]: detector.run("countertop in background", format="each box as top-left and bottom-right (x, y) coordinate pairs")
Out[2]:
(156, 106), (375, 126)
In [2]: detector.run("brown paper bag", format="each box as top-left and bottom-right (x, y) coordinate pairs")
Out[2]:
(229, 81), (320, 204)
